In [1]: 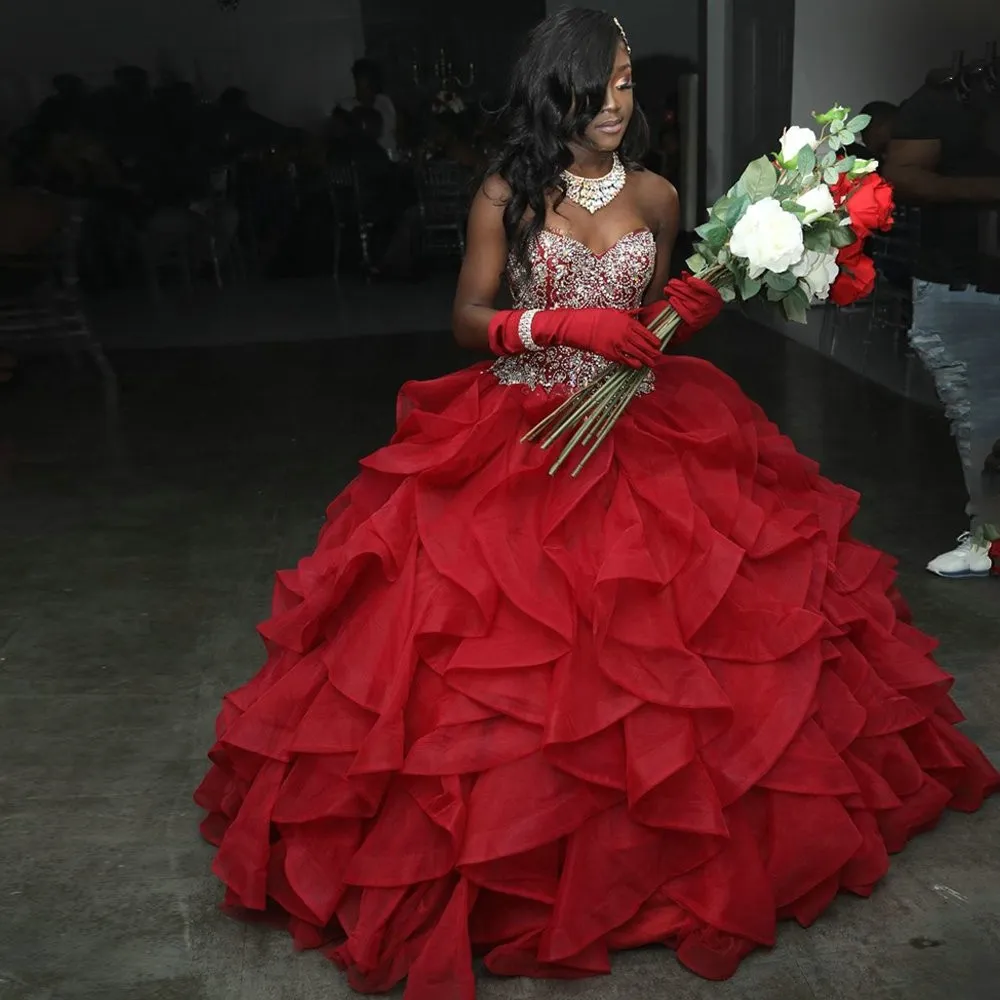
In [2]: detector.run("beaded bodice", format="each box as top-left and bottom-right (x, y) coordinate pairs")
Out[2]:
(491, 228), (657, 393)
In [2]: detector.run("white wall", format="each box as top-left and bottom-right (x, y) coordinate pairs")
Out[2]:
(545, 1), (699, 62)
(0, 0), (364, 127)
(791, 0), (1000, 127)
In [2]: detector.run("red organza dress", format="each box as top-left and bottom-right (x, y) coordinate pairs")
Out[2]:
(196, 229), (998, 994)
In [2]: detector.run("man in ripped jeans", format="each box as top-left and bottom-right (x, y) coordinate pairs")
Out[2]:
(884, 73), (1000, 578)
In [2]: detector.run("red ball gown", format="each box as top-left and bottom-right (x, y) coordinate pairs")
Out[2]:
(196, 228), (999, 995)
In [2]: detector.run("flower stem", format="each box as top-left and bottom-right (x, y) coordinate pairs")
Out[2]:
(520, 374), (606, 444)
(539, 369), (629, 449)
(523, 265), (734, 473)
(570, 380), (639, 476)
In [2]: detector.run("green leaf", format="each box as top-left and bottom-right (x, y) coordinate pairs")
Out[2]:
(780, 199), (807, 218)
(827, 135), (842, 152)
(712, 191), (749, 228)
(739, 272), (762, 300)
(796, 144), (817, 176)
(830, 225), (857, 249)
(846, 114), (871, 133)
(718, 283), (737, 303)
(694, 217), (729, 250)
(840, 130), (855, 146)
(814, 104), (848, 125)
(766, 285), (787, 302)
(830, 118), (844, 134)
(692, 241), (717, 265)
(686, 252), (708, 273)
(727, 193), (751, 227)
(835, 155), (856, 174)
(782, 285), (810, 324)
(763, 270), (798, 293)
(819, 150), (837, 168)
(710, 194), (732, 220)
(803, 228), (832, 252)
(738, 155), (778, 201)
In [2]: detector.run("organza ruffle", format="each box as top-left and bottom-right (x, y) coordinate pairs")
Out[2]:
(196, 357), (999, 995)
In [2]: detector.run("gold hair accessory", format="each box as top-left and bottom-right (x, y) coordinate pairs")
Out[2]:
(613, 16), (631, 55)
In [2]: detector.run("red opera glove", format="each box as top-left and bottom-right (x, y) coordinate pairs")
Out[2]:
(487, 308), (662, 369)
(633, 273), (724, 347)
(664, 273), (724, 344)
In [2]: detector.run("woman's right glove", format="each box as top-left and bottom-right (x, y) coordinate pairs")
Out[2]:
(488, 308), (662, 369)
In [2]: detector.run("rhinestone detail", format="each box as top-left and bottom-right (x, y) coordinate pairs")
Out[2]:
(517, 309), (543, 352)
(561, 154), (627, 214)
(491, 228), (657, 396)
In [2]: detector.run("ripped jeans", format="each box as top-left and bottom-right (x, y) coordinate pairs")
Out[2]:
(909, 280), (1000, 530)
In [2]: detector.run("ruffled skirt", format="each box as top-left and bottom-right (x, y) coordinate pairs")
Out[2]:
(196, 356), (999, 995)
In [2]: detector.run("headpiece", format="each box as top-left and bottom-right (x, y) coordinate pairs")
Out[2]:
(613, 16), (631, 55)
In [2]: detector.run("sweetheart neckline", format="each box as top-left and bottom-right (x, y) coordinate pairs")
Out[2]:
(539, 227), (654, 259)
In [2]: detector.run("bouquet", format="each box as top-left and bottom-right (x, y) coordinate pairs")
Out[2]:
(525, 104), (896, 476)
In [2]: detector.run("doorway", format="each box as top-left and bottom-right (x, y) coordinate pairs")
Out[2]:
(701, 0), (796, 199)
(728, 0), (796, 175)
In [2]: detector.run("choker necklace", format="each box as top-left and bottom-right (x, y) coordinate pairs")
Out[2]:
(561, 154), (626, 214)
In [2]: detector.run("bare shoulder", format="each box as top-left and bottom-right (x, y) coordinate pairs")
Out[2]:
(630, 168), (678, 227)
(629, 170), (680, 233)
(479, 173), (512, 207)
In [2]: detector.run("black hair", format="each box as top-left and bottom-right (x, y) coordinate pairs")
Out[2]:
(352, 58), (384, 93)
(860, 101), (898, 126)
(489, 7), (648, 274)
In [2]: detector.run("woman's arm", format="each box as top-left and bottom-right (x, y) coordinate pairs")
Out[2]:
(641, 172), (680, 305)
(452, 175), (511, 351)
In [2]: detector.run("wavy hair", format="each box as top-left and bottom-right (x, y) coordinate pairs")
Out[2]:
(490, 8), (649, 274)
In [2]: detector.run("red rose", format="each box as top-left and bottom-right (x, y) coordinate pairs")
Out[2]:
(830, 173), (853, 204)
(830, 251), (876, 305)
(844, 174), (894, 236)
(989, 539), (1000, 577)
(838, 225), (866, 261)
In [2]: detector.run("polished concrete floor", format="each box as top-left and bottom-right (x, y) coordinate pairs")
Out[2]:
(1, 307), (998, 1000)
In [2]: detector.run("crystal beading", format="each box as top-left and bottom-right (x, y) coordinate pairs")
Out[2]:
(561, 154), (626, 215)
(490, 229), (658, 397)
(517, 309), (543, 352)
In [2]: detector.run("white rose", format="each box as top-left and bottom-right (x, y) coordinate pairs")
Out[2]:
(778, 126), (818, 164)
(729, 197), (805, 278)
(791, 248), (840, 302)
(850, 158), (879, 176)
(795, 184), (836, 224)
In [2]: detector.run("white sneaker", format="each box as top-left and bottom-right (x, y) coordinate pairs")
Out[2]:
(926, 532), (992, 579)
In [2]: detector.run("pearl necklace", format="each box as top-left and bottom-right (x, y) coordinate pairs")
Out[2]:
(561, 154), (626, 214)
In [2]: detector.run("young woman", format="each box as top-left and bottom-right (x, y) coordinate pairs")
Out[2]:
(197, 9), (998, 996)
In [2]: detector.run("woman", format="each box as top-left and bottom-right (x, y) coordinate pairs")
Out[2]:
(196, 9), (999, 995)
